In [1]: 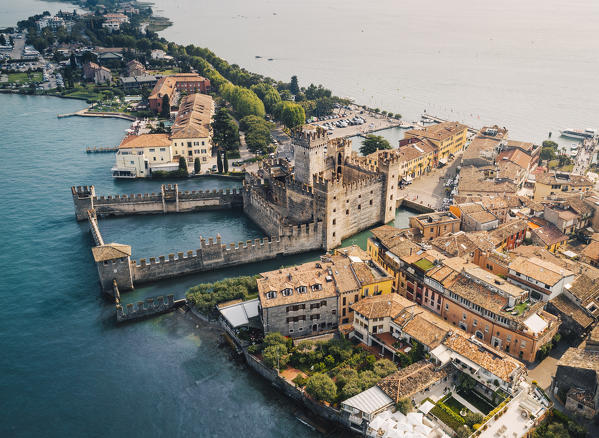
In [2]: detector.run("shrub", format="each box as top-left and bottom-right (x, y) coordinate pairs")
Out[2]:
(431, 402), (466, 431)
(293, 374), (307, 388)
(396, 398), (411, 415)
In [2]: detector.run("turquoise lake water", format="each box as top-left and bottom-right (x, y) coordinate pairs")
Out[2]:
(0, 94), (416, 436)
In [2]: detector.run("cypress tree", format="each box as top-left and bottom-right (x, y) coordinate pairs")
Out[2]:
(194, 157), (201, 174)
(216, 151), (223, 173)
(223, 150), (229, 173)
(178, 156), (188, 174)
(160, 94), (170, 118)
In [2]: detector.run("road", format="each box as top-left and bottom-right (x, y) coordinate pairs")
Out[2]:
(572, 136), (598, 175)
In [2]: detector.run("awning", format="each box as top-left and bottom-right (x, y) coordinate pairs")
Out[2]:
(402, 175), (413, 182)
(439, 158), (448, 164)
(342, 386), (393, 415)
(218, 298), (260, 328)
(523, 313), (548, 335)
(418, 400), (435, 415)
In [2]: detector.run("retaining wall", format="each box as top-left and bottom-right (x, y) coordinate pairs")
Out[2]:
(115, 294), (185, 322)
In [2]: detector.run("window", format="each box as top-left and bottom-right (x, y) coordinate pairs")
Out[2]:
(369, 199), (373, 205)
(310, 314), (320, 320)
(296, 286), (307, 294)
(346, 209), (349, 215)
(310, 303), (321, 310)
(332, 219), (336, 225)
(331, 309), (336, 315)
(364, 287), (369, 296)
(281, 288), (293, 297)
(520, 340), (527, 347)
(160, 148), (166, 151)
(473, 319), (477, 327)
(311, 284), (322, 291)
(462, 313), (467, 320)
(266, 291), (277, 299)
(342, 297), (346, 306)
(445, 303), (449, 310)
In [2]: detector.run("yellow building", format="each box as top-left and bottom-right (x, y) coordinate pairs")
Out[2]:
(332, 246), (394, 326)
(533, 172), (593, 201)
(404, 121), (468, 162)
(171, 93), (214, 167)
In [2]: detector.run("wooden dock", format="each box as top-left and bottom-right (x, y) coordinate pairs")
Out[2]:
(86, 146), (118, 153)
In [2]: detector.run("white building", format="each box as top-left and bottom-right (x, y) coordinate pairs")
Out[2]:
(112, 134), (179, 178)
(507, 256), (575, 302)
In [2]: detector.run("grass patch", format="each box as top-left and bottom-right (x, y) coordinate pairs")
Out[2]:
(443, 396), (467, 414)
(430, 402), (466, 432)
(457, 389), (497, 415)
(7, 72), (42, 84)
(414, 258), (434, 271)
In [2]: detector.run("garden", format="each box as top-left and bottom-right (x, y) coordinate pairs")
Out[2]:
(186, 275), (259, 319)
(248, 333), (400, 406)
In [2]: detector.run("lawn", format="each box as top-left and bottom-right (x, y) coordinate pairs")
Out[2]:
(7, 72), (42, 84)
(457, 388), (496, 414)
(443, 396), (467, 414)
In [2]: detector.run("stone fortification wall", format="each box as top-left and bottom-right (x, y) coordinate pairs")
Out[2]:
(116, 294), (185, 322)
(132, 222), (323, 284)
(283, 179), (316, 224)
(244, 351), (345, 426)
(71, 184), (242, 220)
(242, 188), (284, 236)
(313, 172), (387, 249)
(87, 209), (104, 246)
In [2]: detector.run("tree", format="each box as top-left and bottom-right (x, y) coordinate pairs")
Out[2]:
(0, 34), (6, 46)
(221, 83), (265, 118)
(289, 75), (300, 94)
(396, 398), (412, 415)
(178, 156), (188, 173)
(194, 157), (201, 174)
(373, 359), (397, 378)
(305, 373), (336, 402)
(216, 150), (223, 173)
(540, 146), (557, 161)
(69, 53), (77, 69)
(335, 368), (359, 388)
(464, 412), (483, 428)
(262, 344), (288, 370)
(360, 135), (391, 156)
(223, 150), (229, 173)
(160, 94), (170, 118)
(542, 140), (558, 149)
(341, 379), (363, 399)
(211, 107), (240, 151)
(358, 370), (379, 389)
(273, 101), (306, 129)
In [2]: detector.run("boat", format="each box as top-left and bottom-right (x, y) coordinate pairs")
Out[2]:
(560, 128), (597, 140)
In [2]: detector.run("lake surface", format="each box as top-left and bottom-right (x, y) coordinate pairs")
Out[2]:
(0, 0), (81, 28)
(152, 0), (599, 142)
(0, 94), (328, 437)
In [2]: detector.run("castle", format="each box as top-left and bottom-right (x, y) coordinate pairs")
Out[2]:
(73, 126), (401, 294)
(243, 126), (400, 249)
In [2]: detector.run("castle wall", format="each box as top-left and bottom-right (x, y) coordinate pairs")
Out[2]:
(71, 185), (242, 220)
(116, 294), (185, 322)
(131, 222), (323, 284)
(242, 189), (283, 237)
(96, 257), (134, 292)
(286, 183), (315, 224)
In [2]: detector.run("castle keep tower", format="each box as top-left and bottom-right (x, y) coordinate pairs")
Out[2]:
(72, 185), (96, 221)
(293, 127), (329, 185)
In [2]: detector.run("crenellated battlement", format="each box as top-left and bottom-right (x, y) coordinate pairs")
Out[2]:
(292, 126), (328, 147)
(115, 294), (185, 323)
(71, 184), (243, 219)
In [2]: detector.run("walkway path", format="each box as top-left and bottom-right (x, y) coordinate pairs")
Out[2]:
(57, 108), (137, 121)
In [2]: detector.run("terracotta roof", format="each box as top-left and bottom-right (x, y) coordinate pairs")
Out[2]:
(536, 172), (593, 187)
(509, 256), (574, 286)
(377, 361), (447, 402)
(504, 140), (537, 154)
(582, 241), (599, 261)
(171, 93), (214, 139)
(558, 347), (599, 372)
(91, 243), (131, 262)
(468, 210), (498, 224)
(549, 294), (594, 329)
(118, 133), (171, 149)
(497, 149), (530, 169)
(430, 231), (494, 258)
(487, 219), (527, 246)
(394, 308), (454, 349)
(566, 274), (599, 316)
(149, 74), (210, 101)
(443, 333), (522, 381)
(351, 294), (415, 320)
(531, 225), (568, 246)
(447, 274), (509, 314)
(257, 261), (337, 308)
(463, 137), (499, 161)
(405, 121), (468, 142)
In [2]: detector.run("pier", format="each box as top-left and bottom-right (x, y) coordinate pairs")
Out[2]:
(57, 108), (137, 121)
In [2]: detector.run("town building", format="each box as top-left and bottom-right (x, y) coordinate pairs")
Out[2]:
(102, 13), (129, 31)
(408, 211), (460, 241)
(112, 94), (214, 177)
(120, 74), (158, 90)
(529, 223), (568, 253)
(533, 172), (593, 201)
(170, 93), (214, 167)
(450, 202), (499, 231)
(507, 256), (575, 302)
(457, 166), (518, 197)
(148, 73), (211, 113)
(36, 16), (66, 31)
(82, 62), (112, 84)
(404, 121), (468, 163)
(126, 59), (146, 77)
(553, 328), (599, 419)
(111, 134), (178, 178)
(256, 261), (339, 338)
(395, 137), (437, 180)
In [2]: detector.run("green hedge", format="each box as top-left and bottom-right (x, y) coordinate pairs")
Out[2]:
(431, 402), (466, 431)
